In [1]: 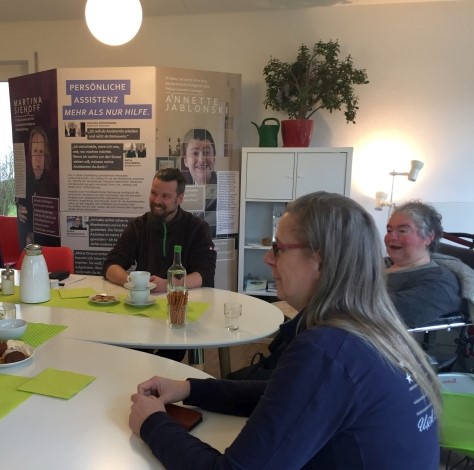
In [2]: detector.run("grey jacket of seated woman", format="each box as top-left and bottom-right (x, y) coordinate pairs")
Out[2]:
(385, 201), (464, 328)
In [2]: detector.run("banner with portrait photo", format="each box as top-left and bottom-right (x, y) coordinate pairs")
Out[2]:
(9, 69), (61, 250)
(155, 67), (241, 239)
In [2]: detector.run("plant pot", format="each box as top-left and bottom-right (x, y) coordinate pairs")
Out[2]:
(281, 120), (314, 147)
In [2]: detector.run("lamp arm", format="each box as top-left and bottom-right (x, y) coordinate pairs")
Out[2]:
(389, 171), (396, 205)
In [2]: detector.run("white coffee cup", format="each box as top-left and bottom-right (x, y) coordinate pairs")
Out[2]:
(127, 289), (150, 305)
(127, 271), (151, 289)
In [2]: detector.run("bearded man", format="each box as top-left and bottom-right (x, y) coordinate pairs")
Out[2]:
(103, 168), (216, 293)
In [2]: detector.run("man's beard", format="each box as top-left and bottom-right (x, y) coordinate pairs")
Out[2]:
(148, 203), (175, 228)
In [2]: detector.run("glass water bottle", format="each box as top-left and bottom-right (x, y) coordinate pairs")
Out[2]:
(167, 245), (186, 292)
(167, 245), (187, 328)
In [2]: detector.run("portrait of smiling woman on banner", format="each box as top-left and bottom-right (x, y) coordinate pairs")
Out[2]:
(181, 127), (217, 212)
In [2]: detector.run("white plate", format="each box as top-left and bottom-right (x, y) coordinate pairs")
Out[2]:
(124, 298), (156, 307)
(124, 282), (156, 290)
(0, 343), (35, 368)
(88, 294), (119, 305)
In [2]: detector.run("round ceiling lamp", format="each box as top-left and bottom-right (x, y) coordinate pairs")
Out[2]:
(85, 0), (143, 46)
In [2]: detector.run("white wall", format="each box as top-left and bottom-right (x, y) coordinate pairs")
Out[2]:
(1, 1), (473, 238)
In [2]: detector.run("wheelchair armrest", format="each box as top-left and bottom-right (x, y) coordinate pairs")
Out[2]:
(407, 311), (470, 333)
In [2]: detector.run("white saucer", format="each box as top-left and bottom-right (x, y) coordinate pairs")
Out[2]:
(124, 298), (156, 307)
(88, 294), (119, 305)
(124, 282), (156, 290)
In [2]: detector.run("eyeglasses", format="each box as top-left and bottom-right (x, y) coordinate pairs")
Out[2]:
(271, 241), (308, 257)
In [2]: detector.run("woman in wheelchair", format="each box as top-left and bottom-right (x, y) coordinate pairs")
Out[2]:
(385, 201), (467, 329)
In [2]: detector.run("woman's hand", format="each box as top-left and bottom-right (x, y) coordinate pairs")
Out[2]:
(130, 377), (191, 436)
(129, 393), (165, 435)
(137, 376), (191, 404)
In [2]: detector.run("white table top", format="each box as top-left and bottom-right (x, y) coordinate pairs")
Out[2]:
(14, 275), (284, 350)
(0, 337), (245, 469)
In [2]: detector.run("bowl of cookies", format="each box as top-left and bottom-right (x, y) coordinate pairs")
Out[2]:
(0, 339), (34, 366)
(0, 319), (27, 341)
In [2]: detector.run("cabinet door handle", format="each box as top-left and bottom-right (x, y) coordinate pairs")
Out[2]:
(287, 175), (293, 178)
(297, 174), (304, 179)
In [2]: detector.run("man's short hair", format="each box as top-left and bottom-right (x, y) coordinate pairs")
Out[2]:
(154, 168), (187, 195)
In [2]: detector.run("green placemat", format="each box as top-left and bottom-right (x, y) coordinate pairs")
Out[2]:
(1, 287), (209, 321)
(0, 287), (28, 304)
(17, 368), (96, 399)
(20, 323), (68, 348)
(0, 375), (32, 420)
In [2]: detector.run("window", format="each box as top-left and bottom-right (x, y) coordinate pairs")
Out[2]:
(0, 82), (13, 160)
(0, 60), (29, 162)
(0, 61), (28, 215)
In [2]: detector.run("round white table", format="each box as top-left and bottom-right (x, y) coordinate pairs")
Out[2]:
(0, 336), (246, 469)
(13, 275), (284, 377)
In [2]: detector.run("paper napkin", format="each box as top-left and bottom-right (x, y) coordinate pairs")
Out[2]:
(58, 288), (96, 299)
(17, 368), (96, 399)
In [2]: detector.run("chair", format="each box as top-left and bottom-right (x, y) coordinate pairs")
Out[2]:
(17, 245), (75, 274)
(0, 216), (21, 267)
(438, 373), (474, 470)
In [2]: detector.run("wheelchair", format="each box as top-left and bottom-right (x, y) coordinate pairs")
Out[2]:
(408, 232), (474, 373)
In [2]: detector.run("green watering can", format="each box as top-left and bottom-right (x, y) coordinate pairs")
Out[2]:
(251, 118), (280, 147)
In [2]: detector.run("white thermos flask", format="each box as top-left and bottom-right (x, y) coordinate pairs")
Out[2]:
(19, 244), (51, 303)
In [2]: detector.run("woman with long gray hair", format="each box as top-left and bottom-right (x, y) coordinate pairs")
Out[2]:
(130, 192), (440, 469)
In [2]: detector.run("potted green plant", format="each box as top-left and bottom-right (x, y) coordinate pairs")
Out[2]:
(263, 40), (369, 146)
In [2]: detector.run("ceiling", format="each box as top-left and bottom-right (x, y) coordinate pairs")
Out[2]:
(0, 0), (456, 22)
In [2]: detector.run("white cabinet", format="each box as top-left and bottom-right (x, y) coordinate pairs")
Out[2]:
(238, 147), (352, 295)
(245, 150), (349, 200)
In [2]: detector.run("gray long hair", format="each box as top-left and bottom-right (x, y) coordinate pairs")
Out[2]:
(391, 201), (443, 253)
(286, 192), (441, 418)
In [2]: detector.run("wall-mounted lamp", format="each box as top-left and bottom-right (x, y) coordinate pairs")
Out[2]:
(407, 159), (424, 182)
(374, 160), (424, 214)
(85, 0), (143, 46)
(374, 191), (390, 211)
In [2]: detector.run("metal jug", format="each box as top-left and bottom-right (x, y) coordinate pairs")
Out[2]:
(1, 265), (15, 295)
(251, 118), (280, 147)
(19, 244), (51, 303)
